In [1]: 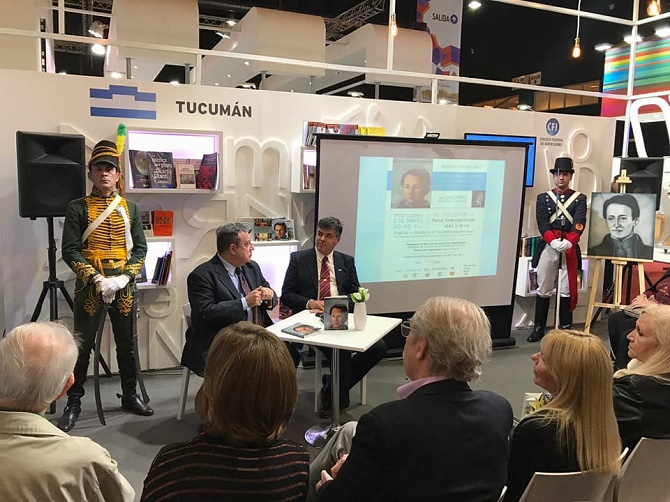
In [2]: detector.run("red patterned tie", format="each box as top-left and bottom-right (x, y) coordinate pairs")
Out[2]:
(319, 256), (330, 300)
(236, 267), (260, 325)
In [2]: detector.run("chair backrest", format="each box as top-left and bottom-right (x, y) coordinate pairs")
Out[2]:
(183, 303), (192, 328)
(615, 438), (670, 502)
(518, 470), (617, 502)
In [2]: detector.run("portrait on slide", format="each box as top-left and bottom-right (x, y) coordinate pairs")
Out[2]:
(587, 192), (656, 261)
(390, 160), (433, 209)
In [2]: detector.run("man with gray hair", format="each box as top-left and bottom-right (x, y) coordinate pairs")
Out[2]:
(184, 222), (299, 375)
(312, 296), (513, 501)
(0, 322), (134, 501)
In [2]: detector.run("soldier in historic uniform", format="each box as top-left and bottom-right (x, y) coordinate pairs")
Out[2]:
(528, 157), (587, 343)
(57, 140), (153, 431)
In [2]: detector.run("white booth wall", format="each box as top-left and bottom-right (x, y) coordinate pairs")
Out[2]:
(0, 69), (616, 369)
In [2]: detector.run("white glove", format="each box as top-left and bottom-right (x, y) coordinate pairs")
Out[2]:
(92, 275), (105, 295)
(99, 277), (116, 297)
(103, 289), (116, 304)
(108, 275), (130, 291)
(557, 240), (573, 252)
(549, 239), (562, 251)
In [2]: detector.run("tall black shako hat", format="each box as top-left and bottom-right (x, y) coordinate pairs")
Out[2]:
(549, 157), (574, 174)
(88, 140), (120, 170)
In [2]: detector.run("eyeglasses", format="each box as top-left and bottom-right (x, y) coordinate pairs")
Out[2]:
(401, 320), (412, 338)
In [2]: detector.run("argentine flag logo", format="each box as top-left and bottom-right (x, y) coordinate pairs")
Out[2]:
(90, 85), (157, 120)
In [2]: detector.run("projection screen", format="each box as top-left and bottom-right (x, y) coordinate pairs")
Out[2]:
(316, 136), (528, 318)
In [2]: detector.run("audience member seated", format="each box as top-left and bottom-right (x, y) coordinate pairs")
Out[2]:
(506, 330), (621, 502)
(311, 296), (513, 502)
(608, 268), (670, 369)
(141, 322), (309, 502)
(613, 305), (670, 450)
(0, 322), (134, 502)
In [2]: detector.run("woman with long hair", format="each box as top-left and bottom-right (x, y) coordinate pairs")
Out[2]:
(506, 330), (621, 501)
(141, 322), (309, 501)
(613, 304), (670, 450)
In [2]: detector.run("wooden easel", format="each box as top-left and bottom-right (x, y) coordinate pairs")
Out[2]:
(583, 257), (646, 332)
(583, 169), (651, 333)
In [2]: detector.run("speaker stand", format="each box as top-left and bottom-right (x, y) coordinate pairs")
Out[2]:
(31, 217), (112, 413)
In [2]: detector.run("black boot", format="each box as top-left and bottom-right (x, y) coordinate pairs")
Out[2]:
(528, 296), (551, 343)
(121, 392), (154, 416)
(57, 397), (81, 432)
(559, 297), (573, 329)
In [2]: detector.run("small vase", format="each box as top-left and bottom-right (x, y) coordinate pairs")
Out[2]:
(353, 302), (367, 330)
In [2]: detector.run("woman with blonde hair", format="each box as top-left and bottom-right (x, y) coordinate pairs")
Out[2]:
(141, 322), (309, 501)
(613, 304), (670, 450)
(506, 330), (621, 502)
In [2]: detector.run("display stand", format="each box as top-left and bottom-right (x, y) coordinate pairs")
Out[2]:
(583, 170), (651, 333)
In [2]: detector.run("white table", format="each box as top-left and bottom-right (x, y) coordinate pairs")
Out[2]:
(267, 309), (401, 447)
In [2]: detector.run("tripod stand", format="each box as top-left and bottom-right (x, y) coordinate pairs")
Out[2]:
(31, 217), (113, 381)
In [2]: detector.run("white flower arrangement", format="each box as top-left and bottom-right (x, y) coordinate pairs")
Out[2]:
(350, 287), (370, 303)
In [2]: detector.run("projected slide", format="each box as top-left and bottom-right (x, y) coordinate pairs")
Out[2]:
(355, 157), (504, 283)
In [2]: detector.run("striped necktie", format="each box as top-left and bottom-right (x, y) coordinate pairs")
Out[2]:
(235, 267), (260, 325)
(319, 256), (330, 300)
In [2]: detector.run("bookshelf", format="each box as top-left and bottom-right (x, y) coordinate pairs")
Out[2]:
(291, 145), (316, 194)
(137, 237), (175, 290)
(124, 127), (222, 192)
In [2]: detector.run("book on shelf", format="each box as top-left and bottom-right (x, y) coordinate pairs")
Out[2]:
(324, 296), (349, 330)
(175, 159), (196, 189)
(136, 263), (148, 284)
(159, 251), (172, 285)
(151, 256), (164, 284)
(128, 150), (152, 188)
(147, 151), (177, 188)
(281, 322), (321, 338)
(270, 218), (294, 240)
(302, 164), (316, 190)
(303, 121), (359, 147)
(196, 153), (218, 189)
(140, 210), (153, 236)
(236, 217), (295, 242)
(252, 217), (273, 242)
(358, 126), (386, 136)
(152, 210), (173, 237)
(519, 235), (541, 257)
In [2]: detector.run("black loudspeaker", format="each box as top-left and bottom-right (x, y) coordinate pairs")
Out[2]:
(16, 131), (86, 218)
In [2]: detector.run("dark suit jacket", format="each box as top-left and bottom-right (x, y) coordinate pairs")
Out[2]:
(183, 255), (277, 374)
(281, 248), (359, 313)
(316, 380), (513, 502)
(589, 233), (654, 260)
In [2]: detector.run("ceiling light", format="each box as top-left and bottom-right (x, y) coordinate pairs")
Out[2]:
(170, 80), (180, 86)
(517, 103), (533, 111)
(647, 0), (661, 16)
(655, 26), (670, 37)
(91, 44), (106, 56)
(438, 98), (449, 105)
(624, 34), (643, 44)
(110, 72), (123, 79)
(133, 65), (138, 69)
(240, 83), (256, 89)
(290, 89), (294, 92)
(243, 61), (250, 66)
(227, 74), (232, 78)
(226, 19), (237, 26)
(594, 42), (613, 51)
(468, 0), (482, 10)
(348, 91), (364, 98)
(390, 13), (398, 37)
(572, 0), (582, 58)
(87, 20), (107, 38)
(216, 31), (231, 39)
(572, 37), (581, 58)
(214, 82), (219, 86)
(58, 71), (67, 75)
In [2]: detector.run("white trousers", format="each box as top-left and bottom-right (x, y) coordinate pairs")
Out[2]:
(536, 245), (570, 298)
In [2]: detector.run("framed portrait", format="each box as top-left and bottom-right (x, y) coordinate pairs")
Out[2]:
(586, 192), (656, 261)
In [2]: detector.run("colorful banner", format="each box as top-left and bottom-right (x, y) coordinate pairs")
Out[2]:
(415, 0), (464, 103)
(601, 38), (670, 117)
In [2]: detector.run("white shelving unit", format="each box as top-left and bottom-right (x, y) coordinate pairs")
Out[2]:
(291, 145), (316, 194)
(124, 127), (222, 193)
(137, 237), (175, 289)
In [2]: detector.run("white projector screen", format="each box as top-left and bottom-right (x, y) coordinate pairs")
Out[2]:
(316, 136), (528, 315)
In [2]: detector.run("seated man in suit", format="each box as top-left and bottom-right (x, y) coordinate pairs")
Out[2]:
(311, 296), (513, 501)
(0, 321), (134, 501)
(282, 216), (387, 418)
(184, 223), (299, 375)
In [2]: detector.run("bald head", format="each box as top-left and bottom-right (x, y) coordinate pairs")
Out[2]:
(0, 322), (78, 413)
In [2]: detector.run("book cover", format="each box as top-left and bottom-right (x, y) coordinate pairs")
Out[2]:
(324, 296), (349, 330)
(271, 218), (292, 240)
(151, 256), (164, 284)
(152, 210), (174, 237)
(136, 263), (148, 284)
(281, 322), (321, 338)
(159, 251), (172, 285)
(175, 160), (196, 189)
(253, 217), (273, 241)
(140, 210), (153, 236)
(147, 151), (177, 188)
(196, 153), (218, 189)
(128, 150), (152, 188)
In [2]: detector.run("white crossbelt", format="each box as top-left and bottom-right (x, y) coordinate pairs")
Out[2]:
(547, 190), (581, 225)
